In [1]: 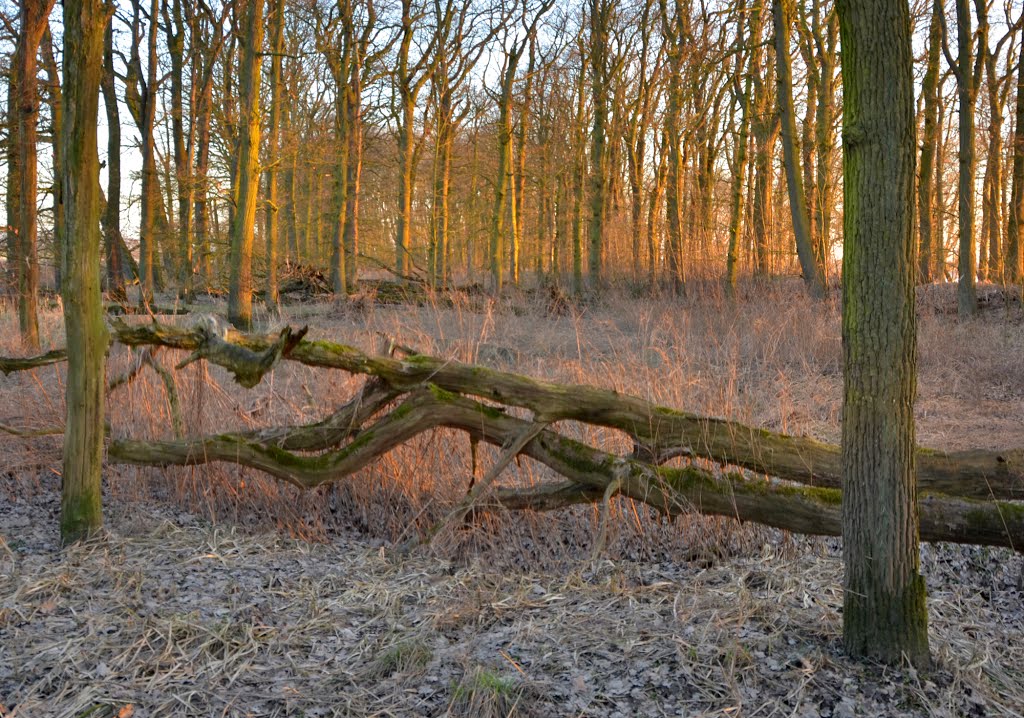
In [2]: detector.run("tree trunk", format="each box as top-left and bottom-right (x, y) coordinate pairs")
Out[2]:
(662, 1), (686, 294)
(138, 0), (161, 302)
(99, 319), (1024, 555)
(263, 0), (285, 306)
(836, 0), (929, 666)
(60, 0), (110, 544)
(572, 48), (588, 295)
(13, 0), (56, 350)
(918, 3), (941, 283)
(41, 28), (64, 292)
(1008, 35), (1024, 283)
(227, 0), (266, 329)
(100, 23), (126, 299)
(773, 0), (826, 297)
(490, 84), (513, 293)
(588, 0), (611, 290)
(955, 0), (978, 316)
(166, 0), (193, 295)
(726, 1), (758, 294)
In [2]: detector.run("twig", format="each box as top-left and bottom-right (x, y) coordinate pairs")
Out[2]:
(404, 419), (550, 553)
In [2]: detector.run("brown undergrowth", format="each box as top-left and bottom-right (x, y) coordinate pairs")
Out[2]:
(1, 281), (1022, 716)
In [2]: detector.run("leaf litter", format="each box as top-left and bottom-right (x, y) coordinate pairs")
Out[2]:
(1, 479), (1022, 717)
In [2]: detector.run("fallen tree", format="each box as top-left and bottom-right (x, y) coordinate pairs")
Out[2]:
(2, 318), (1022, 551)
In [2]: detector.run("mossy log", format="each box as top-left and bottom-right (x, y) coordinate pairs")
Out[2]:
(3, 319), (1022, 545)
(108, 388), (1024, 551)
(107, 320), (1024, 501)
(0, 348), (68, 375)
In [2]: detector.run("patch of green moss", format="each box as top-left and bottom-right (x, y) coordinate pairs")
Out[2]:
(427, 384), (460, 403)
(963, 499), (1024, 527)
(60, 492), (103, 546)
(550, 441), (615, 477)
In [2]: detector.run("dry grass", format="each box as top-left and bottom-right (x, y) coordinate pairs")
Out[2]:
(1, 281), (1023, 716)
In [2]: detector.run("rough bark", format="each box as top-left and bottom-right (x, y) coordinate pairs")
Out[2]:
(101, 22), (126, 299)
(661, 0), (686, 294)
(836, 0), (929, 666)
(60, 0), (111, 544)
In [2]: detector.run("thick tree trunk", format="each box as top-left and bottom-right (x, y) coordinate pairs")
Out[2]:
(836, 0), (929, 666)
(572, 49), (588, 295)
(60, 0), (110, 544)
(227, 0), (266, 329)
(41, 28), (64, 292)
(344, 58), (363, 290)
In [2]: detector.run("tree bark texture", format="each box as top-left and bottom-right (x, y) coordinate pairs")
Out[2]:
(836, 0), (929, 666)
(60, 0), (111, 544)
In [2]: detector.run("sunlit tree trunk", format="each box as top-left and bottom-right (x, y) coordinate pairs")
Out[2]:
(726, 0), (758, 294)
(773, 0), (826, 297)
(571, 42), (588, 295)
(489, 56), (516, 292)
(661, 0), (686, 294)
(980, 27), (1006, 282)
(750, 21), (779, 278)
(1008, 36), (1024, 283)
(953, 0), (980, 316)
(227, 0), (266, 329)
(41, 28), (65, 292)
(918, 2), (942, 283)
(60, 0), (111, 544)
(836, 0), (930, 667)
(165, 0), (194, 295)
(263, 0), (285, 306)
(13, 0), (57, 349)
(134, 0), (160, 302)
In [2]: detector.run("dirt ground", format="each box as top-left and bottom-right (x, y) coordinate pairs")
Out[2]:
(1, 282), (1023, 717)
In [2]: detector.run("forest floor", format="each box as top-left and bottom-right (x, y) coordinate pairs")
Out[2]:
(1, 279), (1023, 717)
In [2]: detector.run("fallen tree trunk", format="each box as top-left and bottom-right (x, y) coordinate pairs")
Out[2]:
(108, 320), (1024, 501)
(0, 348), (68, 374)
(4, 318), (1023, 550)
(108, 387), (1024, 551)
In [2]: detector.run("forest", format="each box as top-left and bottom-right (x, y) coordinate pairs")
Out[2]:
(1, 0), (1023, 716)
